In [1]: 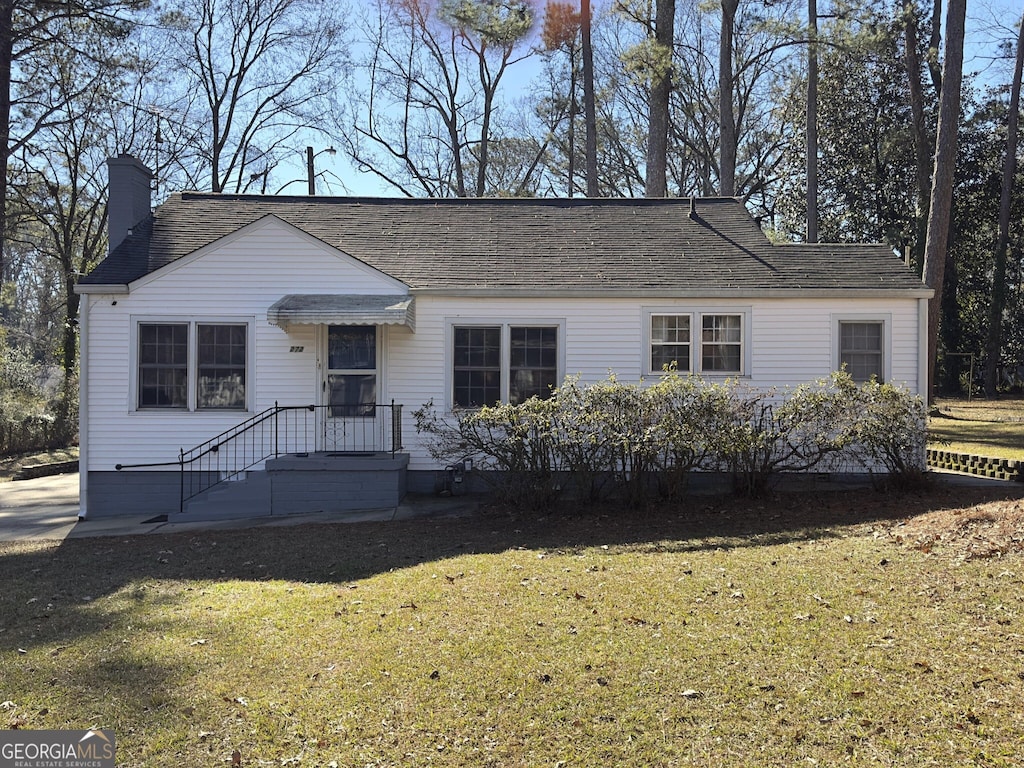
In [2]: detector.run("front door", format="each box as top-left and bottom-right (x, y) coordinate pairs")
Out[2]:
(323, 325), (378, 452)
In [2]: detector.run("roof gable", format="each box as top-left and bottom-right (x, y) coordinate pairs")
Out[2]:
(128, 214), (408, 293)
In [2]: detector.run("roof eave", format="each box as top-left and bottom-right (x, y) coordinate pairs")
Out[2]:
(409, 287), (935, 299)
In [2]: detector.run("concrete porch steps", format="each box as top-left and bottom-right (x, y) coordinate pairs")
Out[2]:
(175, 452), (411, 523)
(178, 471), (273, 521)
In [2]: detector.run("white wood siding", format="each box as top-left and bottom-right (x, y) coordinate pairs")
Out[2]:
(83, 218), (409, 471)
(83, 223), (923, 473)
(390, 296), (922, 471)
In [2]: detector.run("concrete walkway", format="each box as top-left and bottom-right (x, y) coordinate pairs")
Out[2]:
(0, 473), (478, 542)
(0, 469), (1020, 543)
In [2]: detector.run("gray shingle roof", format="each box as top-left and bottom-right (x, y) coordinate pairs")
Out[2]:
(79, 194), (929, 294)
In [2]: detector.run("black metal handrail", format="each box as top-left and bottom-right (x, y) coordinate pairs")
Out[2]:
(114, 401), (403, 513)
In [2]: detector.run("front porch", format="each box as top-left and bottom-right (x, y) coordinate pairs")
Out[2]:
(100, 402), (409, 521)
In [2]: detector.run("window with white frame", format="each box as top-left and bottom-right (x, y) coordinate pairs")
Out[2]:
(839, 320), (884, 382)
(648, 311), (746, 375)
(510, 326), (558, 403)
(138, 323), (188, 408)
(137, 321), (249, 410)
(701, 314), (742, 372)
(651, 315), (691, 372)
(452, 323), (560, 408)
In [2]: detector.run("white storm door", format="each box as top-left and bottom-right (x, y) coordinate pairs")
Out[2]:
(323, 325), (378, 452)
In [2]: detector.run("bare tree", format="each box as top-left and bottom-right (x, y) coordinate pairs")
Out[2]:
(921, 0), (966, 401)
(6, 13), (155, 437)
(0, 0), (143, 282)
(159, 0), (345, 194)
(342, 0), (534, 197)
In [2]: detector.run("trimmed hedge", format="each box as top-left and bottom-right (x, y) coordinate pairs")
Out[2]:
(415, 370), (928, 507)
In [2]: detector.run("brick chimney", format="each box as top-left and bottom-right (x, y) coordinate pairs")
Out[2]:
(106, 154), (154, 254)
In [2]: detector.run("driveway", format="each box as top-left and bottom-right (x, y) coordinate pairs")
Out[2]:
(0, 473), (81, 541)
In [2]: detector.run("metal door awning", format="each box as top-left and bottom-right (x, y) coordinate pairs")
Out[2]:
(268, 294), (415, 330)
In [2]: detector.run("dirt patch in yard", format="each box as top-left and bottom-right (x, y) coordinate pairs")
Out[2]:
(878, 492), (1024, 561)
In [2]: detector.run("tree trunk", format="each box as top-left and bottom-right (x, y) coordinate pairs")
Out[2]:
(921, 0), (966, 403)
(719, 0), (738, 197)
(0, 0), (14, 283)
(983, 12), (1024, 396)
(927, 0), (943, 93)
(805, 0), (817, 241)
(645, 0), (674, 198)
(581, 0), (598, 196)
(476, 54), (493, 197)
(567, 42), (577, 197)
(904, 8), (932, 273)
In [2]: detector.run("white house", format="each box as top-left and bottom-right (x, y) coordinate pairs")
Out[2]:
(74, 155), (933, 519)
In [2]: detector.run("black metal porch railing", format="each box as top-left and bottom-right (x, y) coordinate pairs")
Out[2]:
(114, 402), (403, 513)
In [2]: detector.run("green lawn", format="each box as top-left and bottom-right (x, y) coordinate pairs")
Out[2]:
(2, 490), (1022, 767)
(929, 398), (1024, 460)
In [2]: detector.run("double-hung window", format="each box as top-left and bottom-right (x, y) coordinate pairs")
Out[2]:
(452, 323), (560, 408)
(651, 315), (691, 372)
(453, 327), (501, 407)
(137, 321), (249, 410)
(701, 314), (742, 373)
(838, 320), (884, 382)
(139, 323), (189, 407)
(648, 311), (746, 375)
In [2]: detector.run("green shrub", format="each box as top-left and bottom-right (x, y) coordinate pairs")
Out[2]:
(645, 372), (740, 499)
(846, 377), (928, 488)
(0, 340), (61, 456)
(414, 371), (929, 508)
(414, 397), (562, 508)
(722, 373), (863, 497)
